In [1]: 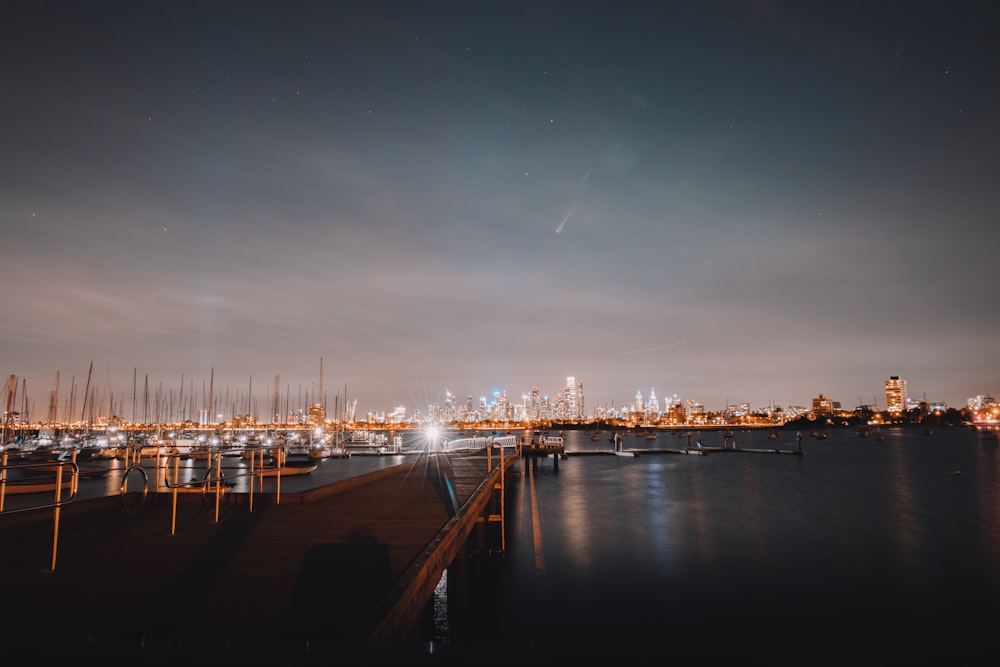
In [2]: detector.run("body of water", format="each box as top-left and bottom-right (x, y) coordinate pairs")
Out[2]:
(429, 425), (1000, 663)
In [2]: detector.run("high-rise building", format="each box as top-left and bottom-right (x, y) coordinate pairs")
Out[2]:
(632, 390), (644, 414)
(529, 387), (540, 422)
(575, 377), (584, 420)
(666, 403), (686, 424)
(885, 376), (908, 415)
(564, 377), (584, 421)
(812, 394), (834, 415)
(647, 388), (660, 416)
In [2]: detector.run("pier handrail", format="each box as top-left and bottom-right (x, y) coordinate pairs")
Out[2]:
(119, 461), (150, 512)
(0, 453), (81, 571)
(441, 434), (517, 452)
(147, 444), (293, 534)
(0, 453), (80, 515)
(364, 448), (518, 646)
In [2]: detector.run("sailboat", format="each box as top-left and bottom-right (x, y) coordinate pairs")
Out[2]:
(1, 465), (76, 495)
(258, 454), (318, 477)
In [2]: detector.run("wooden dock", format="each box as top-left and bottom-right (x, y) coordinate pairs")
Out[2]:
(0, 450), (517, 663)
(567, 445), (803, 457)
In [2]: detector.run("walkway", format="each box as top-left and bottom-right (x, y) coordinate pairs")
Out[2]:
(0, 449), (516, 664)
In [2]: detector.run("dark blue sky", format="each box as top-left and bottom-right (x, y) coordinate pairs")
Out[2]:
(3, 1), (999, 419)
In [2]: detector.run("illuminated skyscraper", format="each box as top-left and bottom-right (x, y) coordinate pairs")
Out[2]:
(564, 377), (584, 421)
(647, 388), (660, 416)
(885, 376), (908, 415)
(529, 386), (540, 422)
(632, 390), (644, 414)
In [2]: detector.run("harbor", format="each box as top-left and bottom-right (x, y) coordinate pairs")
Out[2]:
(0, 424), (808, 663)
(4, 425), (998, 663)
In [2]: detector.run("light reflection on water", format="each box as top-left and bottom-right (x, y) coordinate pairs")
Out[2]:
(439, 426), (1000, 661)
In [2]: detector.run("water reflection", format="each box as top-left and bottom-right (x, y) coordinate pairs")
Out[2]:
(444, 426), (1000, 661)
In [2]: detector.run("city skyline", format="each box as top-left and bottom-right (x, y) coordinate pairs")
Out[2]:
(1, 365), (982, 427)
(3, 2), (999, 416)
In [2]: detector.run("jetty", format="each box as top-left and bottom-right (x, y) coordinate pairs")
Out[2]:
(565, 446), (801, 457)
(565, 433), (804, 458)
(521, 432), (567, 468)
(0, 447), (519, 663)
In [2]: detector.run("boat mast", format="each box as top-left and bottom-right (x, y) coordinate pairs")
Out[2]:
(2, 374), (14, 446)
(80, 360), (93, 424)
(49, 371), (60, 426)
(208, 367), (214, 427)
(21, 378), (29, 428)
(67, 375), (76, 428)
(177, 374), (184, 425)
(131, 368), (136, 426)
(272, 375), (280, 426)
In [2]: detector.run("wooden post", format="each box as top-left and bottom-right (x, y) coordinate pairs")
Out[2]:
(248, 446), (255, 512)
(51, 463), (63, 571)
(0, 451), (7, 512)
(213, 451), (222, 522)
(171, 455), (179, 535)
(499, 444), (506, 553)
(275, 447), (283, 505)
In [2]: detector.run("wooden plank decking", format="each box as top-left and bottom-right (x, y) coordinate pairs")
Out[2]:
(0, 450), (516, 664)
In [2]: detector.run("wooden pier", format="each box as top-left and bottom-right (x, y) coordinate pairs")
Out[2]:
(520, 433), (567, 469)
(564, 428), (805, 457)
(566, 446), (802, 456)
(0, 449), (518, 663)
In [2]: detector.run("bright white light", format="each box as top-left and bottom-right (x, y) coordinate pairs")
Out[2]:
(426, 425), (440, 441)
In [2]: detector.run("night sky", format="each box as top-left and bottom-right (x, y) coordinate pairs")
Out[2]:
(3, 1), (999, 420)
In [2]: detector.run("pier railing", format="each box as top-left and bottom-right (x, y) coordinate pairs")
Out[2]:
(0, 453), (81, 514)
(0, 452), (81, 570)
(439, 434), (518, 452)
(119, 443), (308, 532)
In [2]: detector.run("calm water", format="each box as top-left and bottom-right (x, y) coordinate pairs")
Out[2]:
(430, 426), (1000, 662)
